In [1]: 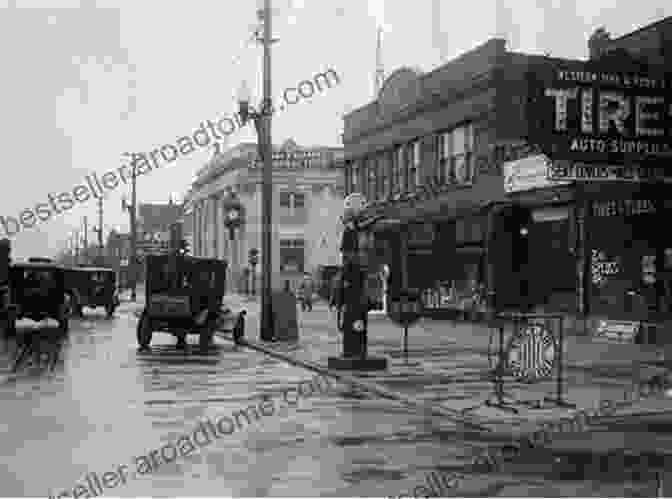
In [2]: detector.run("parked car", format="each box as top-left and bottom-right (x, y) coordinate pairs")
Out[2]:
(64, 266), (120, 318)
(7, 261), (70, 334)
(136, 254), (230, 351)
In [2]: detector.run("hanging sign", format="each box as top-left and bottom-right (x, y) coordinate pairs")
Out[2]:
(503, 155), (570, 193)
(506, 323), (557, 382)
(548, 162), (672, 182)
(594, 319), (639, 342)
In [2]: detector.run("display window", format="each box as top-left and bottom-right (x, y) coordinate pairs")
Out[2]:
(587, 200), (672, 320)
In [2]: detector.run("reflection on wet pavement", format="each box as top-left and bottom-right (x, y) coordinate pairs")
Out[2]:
(0, 305), (667, 496)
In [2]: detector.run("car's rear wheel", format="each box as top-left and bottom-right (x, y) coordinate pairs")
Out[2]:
(137, 312), (152, 349)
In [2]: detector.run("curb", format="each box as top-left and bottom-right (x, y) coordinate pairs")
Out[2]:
(213, 331), (491, 432)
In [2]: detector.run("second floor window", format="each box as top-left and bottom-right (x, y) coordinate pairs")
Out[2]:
(378, 155), (389, 199)
(367, 159), (376, 200)
(410, 140), (421, 189)
(439, 123), (474, 185)
(280, 192), (306, 216)
(395, 145), (406, 193)
(352, 161), (360, 193)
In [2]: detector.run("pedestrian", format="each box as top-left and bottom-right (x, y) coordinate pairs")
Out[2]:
(329, 270), (342, 311)
(299, 273), (314, 312)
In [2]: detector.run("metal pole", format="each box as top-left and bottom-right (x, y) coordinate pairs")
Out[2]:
(130, 160), (137, 302)
(83, 216), (88, 262)
(98, 196), (104, 257)
(260, 0), (274, 341)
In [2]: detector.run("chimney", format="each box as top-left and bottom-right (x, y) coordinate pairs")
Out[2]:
(588, 27), (611, 60)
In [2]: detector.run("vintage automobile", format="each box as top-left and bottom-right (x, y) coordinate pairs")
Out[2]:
(136, 253), (229, 350)
(64, 266), (120, 318)
(7, 261), (70, 334)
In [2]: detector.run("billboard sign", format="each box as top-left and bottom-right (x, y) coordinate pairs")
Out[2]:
(527, 60), (672, 167)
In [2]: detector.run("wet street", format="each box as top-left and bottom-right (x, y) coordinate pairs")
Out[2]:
(0, 301), (667, 497)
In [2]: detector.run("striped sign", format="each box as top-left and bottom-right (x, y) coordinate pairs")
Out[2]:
(506, 323), (556, 382)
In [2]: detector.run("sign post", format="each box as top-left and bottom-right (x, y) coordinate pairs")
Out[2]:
(387, 289), (423, 363)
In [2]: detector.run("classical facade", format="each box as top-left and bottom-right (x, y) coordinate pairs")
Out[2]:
(184, 139), (345, 293)
(343, 17), (672, 339)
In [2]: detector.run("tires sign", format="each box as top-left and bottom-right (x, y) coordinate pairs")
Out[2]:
(506, 323), (556, 381)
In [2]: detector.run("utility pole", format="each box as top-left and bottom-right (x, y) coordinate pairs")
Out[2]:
(122, 153), (139, 302)
(259, 0), (274, 341)
(130, 158), (137, 302)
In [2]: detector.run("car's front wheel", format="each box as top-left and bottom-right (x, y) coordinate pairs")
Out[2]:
(137, 311), (153, 349)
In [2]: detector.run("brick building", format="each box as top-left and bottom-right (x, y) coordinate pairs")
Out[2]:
(343, 17), (672, 339)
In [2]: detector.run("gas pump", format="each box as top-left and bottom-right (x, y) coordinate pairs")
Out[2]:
(328, 194), (388, 371)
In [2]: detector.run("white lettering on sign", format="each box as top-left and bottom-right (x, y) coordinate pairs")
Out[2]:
(636, 96), (665, 136)
(598, 91), (630, 135)
(592, 199), (655, 217)
(543, 84), (671, 139)
(545, 88), (577, 131)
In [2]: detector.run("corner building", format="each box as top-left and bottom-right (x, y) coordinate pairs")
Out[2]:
(343, 17), (672, 340)
(184, 140), (344, 293)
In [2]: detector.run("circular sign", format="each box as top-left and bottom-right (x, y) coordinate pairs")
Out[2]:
(387, 290), (423, 327)
(506, 323), (557, 382)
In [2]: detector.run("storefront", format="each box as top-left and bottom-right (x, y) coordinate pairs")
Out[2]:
(519, 54), (672, 339)
(581, 183), (672, 324)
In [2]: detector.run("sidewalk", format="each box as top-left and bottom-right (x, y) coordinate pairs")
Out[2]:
(236, 301), (672, 454)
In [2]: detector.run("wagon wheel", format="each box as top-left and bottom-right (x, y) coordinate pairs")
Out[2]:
(58, 306), (69, 334)
(105, 303), (116, 318)
(136, 311), (153, 349)
(199, 319), (215, 351)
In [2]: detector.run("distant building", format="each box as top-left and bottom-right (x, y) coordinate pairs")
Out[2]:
(184, 139), (345, 293)
(105, 230), (132, 288)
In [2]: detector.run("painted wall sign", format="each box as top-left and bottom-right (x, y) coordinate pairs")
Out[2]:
(591, 199), (655, 217)
(528, 61), (672, 167)
(591, 249), (621, 286)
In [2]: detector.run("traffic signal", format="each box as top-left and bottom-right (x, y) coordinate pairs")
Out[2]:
(179, 239), (190, 255)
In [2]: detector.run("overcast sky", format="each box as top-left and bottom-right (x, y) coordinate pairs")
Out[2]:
(1, 0), (670, 259)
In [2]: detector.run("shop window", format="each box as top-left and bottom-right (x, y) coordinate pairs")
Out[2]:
(280, 239), (305, 273)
